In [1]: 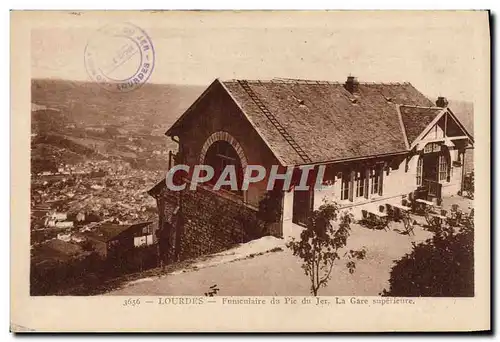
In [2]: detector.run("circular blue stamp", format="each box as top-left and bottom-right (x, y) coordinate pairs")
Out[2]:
(84, 22), (155, 92)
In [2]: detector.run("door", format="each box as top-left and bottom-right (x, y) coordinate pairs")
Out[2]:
(422, 153), (439, 182)
(292, 189), (313, 226)
(422, 153), (442, 200)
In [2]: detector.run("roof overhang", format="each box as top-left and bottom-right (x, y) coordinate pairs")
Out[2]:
(414, 136), (470, 152)
(293, 150), (409, 167)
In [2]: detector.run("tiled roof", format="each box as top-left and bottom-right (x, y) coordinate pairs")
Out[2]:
(222, 79), (435, 165)
(85, 222), (152, 242)
(399, 105), (444, 145)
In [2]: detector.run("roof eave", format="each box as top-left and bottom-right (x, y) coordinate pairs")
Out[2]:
(293, 150), (410, 167)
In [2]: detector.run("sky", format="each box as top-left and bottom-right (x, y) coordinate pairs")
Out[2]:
(30, 11), (489, 101)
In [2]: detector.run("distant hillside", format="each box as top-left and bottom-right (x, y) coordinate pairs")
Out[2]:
(448, 100), (474, 137)
(447, 99), (474, 174)
(31, 108), (68, 134)
(31, 79), (205, 172)
(31, 79), (205, 132)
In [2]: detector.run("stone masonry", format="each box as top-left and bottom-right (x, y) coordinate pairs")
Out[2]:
(155, 181), (272, 263)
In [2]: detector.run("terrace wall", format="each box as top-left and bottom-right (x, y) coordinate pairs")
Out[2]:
(155, 181), (279, 263)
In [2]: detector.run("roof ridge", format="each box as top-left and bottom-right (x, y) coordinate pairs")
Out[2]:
(359, 81), (412, 85)
(400, 104), (443, 110)
(225, 79), (342, 85)
(223, 79), (413, 86)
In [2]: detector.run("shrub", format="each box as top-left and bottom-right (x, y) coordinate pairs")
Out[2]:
(383, 218), (474, 297)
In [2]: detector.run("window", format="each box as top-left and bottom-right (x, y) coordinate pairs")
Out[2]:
(341, 166), (383, 201)
(341, 172), (351, 201)
(439, 154), (449, 182)
(416, 157), (423, 186)
(424, 142), (441, 154)
(134, 235), (153, 247)
(370, 166), (383, 195)
(355, 171), (366, 198)
(204, 141), (243, 195)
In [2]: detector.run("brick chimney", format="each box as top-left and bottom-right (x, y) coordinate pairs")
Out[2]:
(344, 76), (359, 94)
(436, 96), (449, 108)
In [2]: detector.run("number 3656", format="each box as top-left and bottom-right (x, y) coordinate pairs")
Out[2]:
(123, 298), (140, 307)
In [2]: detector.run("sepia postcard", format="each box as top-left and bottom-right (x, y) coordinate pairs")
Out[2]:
(11, 10), (490, 332)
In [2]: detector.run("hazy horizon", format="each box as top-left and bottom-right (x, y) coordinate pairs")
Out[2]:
(31, 11), (487, 103)
(30, 77), (476, 106)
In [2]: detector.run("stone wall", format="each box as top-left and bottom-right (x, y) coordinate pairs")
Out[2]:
(464, 147), (474, 175)
(155, 181), (279, 262)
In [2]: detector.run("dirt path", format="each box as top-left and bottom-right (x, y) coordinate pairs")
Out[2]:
(107, 221), (433, 296)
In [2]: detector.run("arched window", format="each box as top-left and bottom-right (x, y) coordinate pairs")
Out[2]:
(204, 140), (243, 196)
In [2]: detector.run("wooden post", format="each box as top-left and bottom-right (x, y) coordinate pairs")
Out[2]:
(174, 190), (183, 262)
(364, 168), (370, 199)
(444, 112), (448, 137)
(349, 170), (355, 202)
(460, 151), (466, 194)
(378, 163), (385, 196)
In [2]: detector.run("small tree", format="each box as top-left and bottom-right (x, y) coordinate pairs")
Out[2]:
(287, 202), (366, 296)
